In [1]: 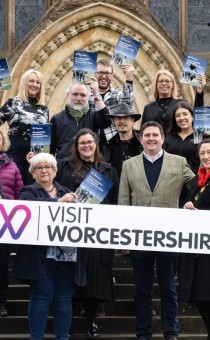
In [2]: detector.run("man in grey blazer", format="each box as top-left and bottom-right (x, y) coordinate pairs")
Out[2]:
(118, 121), (195, 340)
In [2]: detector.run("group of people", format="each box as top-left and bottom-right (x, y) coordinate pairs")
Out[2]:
(0, 58), (209, 340)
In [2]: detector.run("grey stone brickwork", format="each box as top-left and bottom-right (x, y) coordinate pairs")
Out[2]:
(15, 0), (45, 46)
(148, 0), (178, 42)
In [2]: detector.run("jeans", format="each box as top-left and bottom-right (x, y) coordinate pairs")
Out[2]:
(8, 137), (33, 185)
(29, 259), (75, 340)
(131, 250), (179, 340)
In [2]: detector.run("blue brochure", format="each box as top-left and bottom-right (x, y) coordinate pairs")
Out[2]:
(75, 168), (114, 204)
(110, 35), (141, 66)
(180, 54), (208, 88)
(0, 58), (12, 92)
(193, 107), (210, 143)
(73, 51), (97, 84)
(30, 124), (52, 154)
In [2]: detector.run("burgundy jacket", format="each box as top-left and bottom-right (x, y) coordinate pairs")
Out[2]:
(0, 153), (23, 199)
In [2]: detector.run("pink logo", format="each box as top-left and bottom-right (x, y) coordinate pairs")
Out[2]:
(0, 204), (31, 239)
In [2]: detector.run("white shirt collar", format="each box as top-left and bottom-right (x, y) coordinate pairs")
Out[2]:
(143, 149), (163, 163)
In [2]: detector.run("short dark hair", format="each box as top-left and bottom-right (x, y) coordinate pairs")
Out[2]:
(70, 128), (106, 170)
(140, 121), (164, 137)
(198, 137), (210, 153)
(167, 101), (193, 134)
(96, 59), (113, 73)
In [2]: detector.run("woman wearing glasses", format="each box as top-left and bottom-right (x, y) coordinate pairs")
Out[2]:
(56, 128), (119, 337)
(141, 69), (206, 136)
(12, 153), (86, 340)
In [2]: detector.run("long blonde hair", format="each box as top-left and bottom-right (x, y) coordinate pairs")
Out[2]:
(152, 69), (178, 100)
(16, 69), (46, 105)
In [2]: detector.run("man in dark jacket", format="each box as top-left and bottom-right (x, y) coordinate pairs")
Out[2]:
(50, 81), (111, 159)
(101, 103), (142, 179)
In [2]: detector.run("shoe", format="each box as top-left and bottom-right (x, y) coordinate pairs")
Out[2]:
(137, 337), (147, 340)
(88, 323), (99, 337)
(0, 306), (8, 317)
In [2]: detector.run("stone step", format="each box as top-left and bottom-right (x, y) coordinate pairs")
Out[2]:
(0, 334), (207, 340)
(0, 315), (206, 334)
(5, 299), (199, 317)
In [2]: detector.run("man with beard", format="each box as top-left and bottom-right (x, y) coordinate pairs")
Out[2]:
(89, 59), (135, 143)
(101, 103), (142, 179)
(50, 81), (111, 159)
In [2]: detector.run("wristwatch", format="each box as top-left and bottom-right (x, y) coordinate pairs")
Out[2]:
(94, 95), (102, 102)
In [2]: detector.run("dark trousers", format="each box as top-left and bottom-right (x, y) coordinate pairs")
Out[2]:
(0, 244), (11, 307)
(131, 250), (179, 340)
(8, 137), (33, 185)
(196, 301), (210, 339)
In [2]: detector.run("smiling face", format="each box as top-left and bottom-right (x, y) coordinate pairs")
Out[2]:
(157, 73), (174, 98)
(140, 126), (164, 155)
(32, 162), (56, 186)
(175, 107), (193, 132)
(77, 133), (96, 162)
(199, 143), (210, 173)
(96, 64), (113, 91)
(27, 73), (41, 98)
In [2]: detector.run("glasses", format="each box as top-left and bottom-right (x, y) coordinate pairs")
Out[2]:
(78, 140), (95, 146)
(35, 166), (53, 171)
(158, 80), (173, 84)
(96, 71), (113, 76)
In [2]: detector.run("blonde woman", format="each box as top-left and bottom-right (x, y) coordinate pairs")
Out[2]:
(0, 69), (49, 184)
(141, 69), (205, 136)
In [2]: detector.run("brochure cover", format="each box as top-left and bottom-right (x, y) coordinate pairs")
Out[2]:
(30, 124), (52, 154)
(72, 51), (97, 84)
(193, 107), (210, 143)
(110, 35), (141, 66)
(0, 58), (12, 92)
(75, 169), (114, 204)
(180, 54), (208, 88)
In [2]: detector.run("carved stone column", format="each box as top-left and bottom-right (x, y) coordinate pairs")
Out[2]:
(6, 0), (15, 51)
(178, 0), (188, 52)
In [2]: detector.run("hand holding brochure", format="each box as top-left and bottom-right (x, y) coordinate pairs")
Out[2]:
(30, 124), (52, 154)
(110, 35), (141, 66)
(180, 54), (208, 88)
(74, 169), (114, 204)
(0, 58), (12, 92)
(193, 107), (210, 143)
(72, 51), (97, 84)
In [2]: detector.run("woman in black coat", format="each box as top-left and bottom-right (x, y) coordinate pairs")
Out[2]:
(12, 153), (86, 340)
(141, 69), (205, 137)
(56, 128), (119, 337)
(164, 101), (200, 206)
(179, 138), (210, 340)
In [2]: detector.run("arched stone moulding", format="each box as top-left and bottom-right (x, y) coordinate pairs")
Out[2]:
(2, 2), (194, 129)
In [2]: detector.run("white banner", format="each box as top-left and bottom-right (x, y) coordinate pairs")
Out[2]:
(0, 199), (209, 254)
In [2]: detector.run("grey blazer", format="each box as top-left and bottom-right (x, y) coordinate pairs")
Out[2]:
(118, 151), (195, 208)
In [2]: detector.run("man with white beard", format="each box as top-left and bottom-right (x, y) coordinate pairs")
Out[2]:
(50, 81), (111, 159)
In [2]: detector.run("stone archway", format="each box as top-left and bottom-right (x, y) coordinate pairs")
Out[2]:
(2, 0), (195, 130)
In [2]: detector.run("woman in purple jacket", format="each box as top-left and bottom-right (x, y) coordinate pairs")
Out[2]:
(0, 127), (23, 317)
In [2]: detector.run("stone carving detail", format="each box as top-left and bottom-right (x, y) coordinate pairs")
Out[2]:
(29, 15), (168, 75)
(44, 37), (161, 104)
